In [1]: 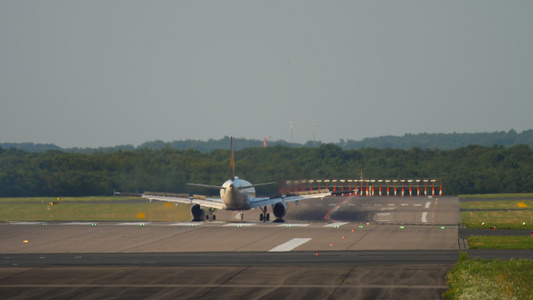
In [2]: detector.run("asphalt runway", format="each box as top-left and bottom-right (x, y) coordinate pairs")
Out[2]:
(0, 196), (526, 299)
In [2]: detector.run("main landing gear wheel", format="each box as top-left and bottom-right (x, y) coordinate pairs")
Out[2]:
(205, 208), (217, 221)
(259, 206), (270, 222)
(259, 213), (270, 222)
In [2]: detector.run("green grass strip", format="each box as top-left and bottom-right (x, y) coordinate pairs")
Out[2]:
(460, 193), (533, 199)
(460, 211), (532, 230)
(0, 200), (191, 222)
(460, 200), (533, 210)
(467, 236), (533, 250)
(444, 253), (533, 300)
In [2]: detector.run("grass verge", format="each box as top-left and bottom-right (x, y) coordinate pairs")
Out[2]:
(468, 236), (533, 250)
(461, 211), (532, 230)
(444, 252), (533, 300)
(460, 200), (533, 210)
(0, 197), (191, 221)
(460, 193), (533, 199)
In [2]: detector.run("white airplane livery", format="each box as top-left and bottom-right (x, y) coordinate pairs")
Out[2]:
(121, 137), (330, 222)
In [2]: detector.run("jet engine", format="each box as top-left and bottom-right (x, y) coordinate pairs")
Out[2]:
(272, 202), (286, 222)
(191, 204), (205, 221)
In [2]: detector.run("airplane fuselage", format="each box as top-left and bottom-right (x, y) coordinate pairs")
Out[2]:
(220, 177), (255, 210)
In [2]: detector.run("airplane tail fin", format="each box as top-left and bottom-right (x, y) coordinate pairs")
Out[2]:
(230, 137), (235, 181)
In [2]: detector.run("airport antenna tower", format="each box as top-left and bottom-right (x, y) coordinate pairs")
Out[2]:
(290, 117), (294, 143)
(263, 136), (270, 148)
(313, 118), (316, 145)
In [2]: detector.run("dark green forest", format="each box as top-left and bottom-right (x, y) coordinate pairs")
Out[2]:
(1, 144), (532, 197)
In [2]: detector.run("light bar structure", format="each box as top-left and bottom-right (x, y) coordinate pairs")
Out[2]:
(283, 178), (443, 197)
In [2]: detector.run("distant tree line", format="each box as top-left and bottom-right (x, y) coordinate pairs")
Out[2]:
(3, 130), (533, 154)
(341, 129), (533, 150)
(0, 144), (532, 197)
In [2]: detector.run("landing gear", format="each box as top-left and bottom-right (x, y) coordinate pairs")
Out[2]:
(259, 206), (270, 222)
(191, 205), (217, 222)
(206, 208), (217, 221)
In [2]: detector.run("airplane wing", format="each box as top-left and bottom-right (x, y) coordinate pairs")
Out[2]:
(249, 189), (331, 208)
(141, 191), (224, 209)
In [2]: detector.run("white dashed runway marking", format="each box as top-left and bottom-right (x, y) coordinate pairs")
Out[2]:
(167, 223), (201, 226)
(323, 222), (349, 228)
(269, 238), (312, 252)
(8, 222), (42, 225)
(421, 212), (428, 223)
(224, 223), (256, 227)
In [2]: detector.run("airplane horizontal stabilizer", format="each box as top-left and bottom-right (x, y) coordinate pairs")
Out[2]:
(187, 183), (226, 190)
(249, 189), (331, 209)
(142, 191), (224, 209)
(237, 182), (277, 190)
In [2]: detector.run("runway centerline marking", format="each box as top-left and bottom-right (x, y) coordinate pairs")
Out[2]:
(224, 223), (256, 227)
(414, 204), (422, 207)
(278, 223), (309, 227)
(8, 222), (42, 225)
(425, 201), (431, 209)
(168, 223), (202, 226)
(269, 238), (312, 252)
(376, 212), (391, 222)
(421, 212), (428, 223)
(324, 222), (348, 228)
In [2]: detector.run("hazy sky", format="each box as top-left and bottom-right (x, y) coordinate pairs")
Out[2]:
(1, 1), (532, 148)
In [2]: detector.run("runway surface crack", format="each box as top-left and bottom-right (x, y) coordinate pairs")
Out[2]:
(327, 265), (357, 300)
(197, 266), (249, 300)
(119, 227), (201, 252)
(348, 225), (379, 249)
(232, 228), (285, 252)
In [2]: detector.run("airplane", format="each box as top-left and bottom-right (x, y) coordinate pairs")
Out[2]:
(116, 137), (331, 222)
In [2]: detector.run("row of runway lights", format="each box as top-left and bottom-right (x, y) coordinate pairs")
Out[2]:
(32, 221), (528, 227)
(19, 222), (532, 249)
(284, 179), (443, 197)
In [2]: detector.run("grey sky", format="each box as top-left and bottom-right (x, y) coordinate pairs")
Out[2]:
(1, 1), (532, 148)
